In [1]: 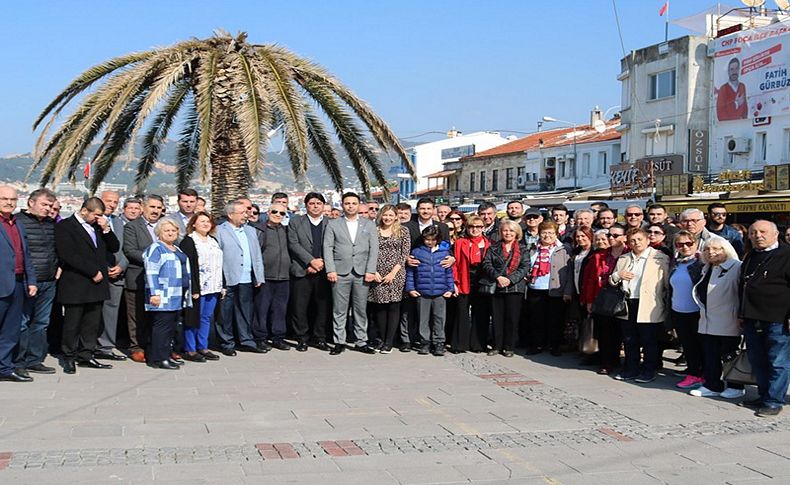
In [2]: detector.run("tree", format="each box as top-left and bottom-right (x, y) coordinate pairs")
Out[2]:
(31, 30), (414, 212)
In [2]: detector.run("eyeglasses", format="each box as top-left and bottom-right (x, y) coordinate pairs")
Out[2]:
(270, 210), (286, 216)
(607, 233), (624, 238)
(368, 207), (379, 211)
(449, 217), (462, 221)
(625, 213), (642, 217)
(683, 218), (704, 223)
(647, 230), (665, 235)
(675, 241), (695, 248)
(524, 215), (540, 220)
(469, 225), (484, 229)
(251, 211), (259, 216)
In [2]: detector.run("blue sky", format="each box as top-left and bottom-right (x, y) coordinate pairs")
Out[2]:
(0, 0), (725, 154)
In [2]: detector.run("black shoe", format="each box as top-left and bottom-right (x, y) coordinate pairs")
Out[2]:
(295, 342), (309, 352)
(63, 359), (76, 374)
(154, 360), (180, 370)
(313, 341), (330, 352)
(26, 364), (56, 374)
(240, 345), (266, 354)
(271, 341), (291, 351)
(256, 341), (272, 352)
(432, 348), (446, 357)
(417, 346), (430, 355)
(380, 345), (393, 354)
(15, 368), (30, 378)
(94, 351), (127, 361)
(220, 348), (237, 357)
(78, 359), (113, 369)
(486, 349), (498, 356)
(0, 371), (33, 382)
(756, 406), (782, 417)
(169, 354), (185, 365)
(183, 352), (206, 363)
(399, 344), (411, 353)
(502, 350), (514, 358)
(357, 345), (377, 354)
(198, 350), (220, 361)
(330, 344), (345, 355)
(739, 397), (764, 409)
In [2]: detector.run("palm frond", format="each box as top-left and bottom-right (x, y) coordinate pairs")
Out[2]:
(193, 50), (217, 182)
(304, 103), (343, 192)
(232, 51), (267, 175)
(176, 100), (200, 190)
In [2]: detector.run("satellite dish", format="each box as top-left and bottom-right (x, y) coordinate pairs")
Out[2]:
(593, 119), (607, 134)
(741, 0), (766, 7)
(776, 0), (790, 10)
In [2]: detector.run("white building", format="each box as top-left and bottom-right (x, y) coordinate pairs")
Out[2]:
(401, 130), (509, 198)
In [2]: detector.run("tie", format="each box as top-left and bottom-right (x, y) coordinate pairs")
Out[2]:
(84, 222), (97, 247)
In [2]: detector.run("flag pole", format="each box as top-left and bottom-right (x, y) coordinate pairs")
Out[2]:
(665, 2), (669, 43)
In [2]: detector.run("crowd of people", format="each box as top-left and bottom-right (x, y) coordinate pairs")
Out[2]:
(1, 184), (789, 418)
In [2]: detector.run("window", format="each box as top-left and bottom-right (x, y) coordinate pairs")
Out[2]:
(505, 168), (514, 190)
(598, 151), (608, 175)
(517, 166), (525, 181)
(649, 70), (675, 100)
(491, 169), (499, 191)
(646, 131), (675, 156)
(784, 128), (790, 162)
(469, 172), (475, 192)
(479, 171), (487, 192)
(559, 160), (567, 179)
(582, 153), (591, 176)
(756, 132), (767, 163)
(454, 176), (459, 192)
(532, 172), (538, 181)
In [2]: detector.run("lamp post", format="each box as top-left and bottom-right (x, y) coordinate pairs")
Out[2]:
(542, 116), (578, 190)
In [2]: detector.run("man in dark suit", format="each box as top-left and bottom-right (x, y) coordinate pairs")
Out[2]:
(288, 192), (331, 351)
(123, 194), (164, 362)
(95, 190), (128, 361)
(0, 186), (37, 382)
(403, 198), (451, 247)
(55, 197), (119, 374)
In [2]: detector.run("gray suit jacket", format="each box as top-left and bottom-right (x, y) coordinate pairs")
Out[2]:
(216, 222), (265, 287)
(288, 214), (328, 278)
(109, 215), (128, 287)
(323, 216), (378, 276)
(123, 217), (155, 291)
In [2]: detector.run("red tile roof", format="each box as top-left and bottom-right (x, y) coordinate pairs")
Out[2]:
(370, 186), (399, 198)
(467, 119), (621, 160)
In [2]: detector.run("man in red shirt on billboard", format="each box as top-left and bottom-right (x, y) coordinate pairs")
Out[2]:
(717, 57), (748, 121)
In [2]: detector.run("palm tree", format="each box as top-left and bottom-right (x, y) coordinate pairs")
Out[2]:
(32, 30), (414, 212)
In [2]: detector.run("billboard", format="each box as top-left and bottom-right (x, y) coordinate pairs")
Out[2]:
(712, 23), (790, 121)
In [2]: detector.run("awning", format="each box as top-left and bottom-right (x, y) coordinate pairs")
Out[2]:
(424, 169), (457, 179)
(660, 196), (790, 214)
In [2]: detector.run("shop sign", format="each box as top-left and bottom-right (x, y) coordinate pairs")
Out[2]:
(656, 174), (690, 196)
(609, 161), (654, 197)
(441, 144), (475, 160)
(691, 170), (765, 193)
(635, 154), (684, 176)
(729, 200), (790, 212)
(765, 165), (777, 190)
(689, 130), (708, 173)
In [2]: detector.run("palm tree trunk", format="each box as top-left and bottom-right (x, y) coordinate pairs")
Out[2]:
(210, 110), (250, 218)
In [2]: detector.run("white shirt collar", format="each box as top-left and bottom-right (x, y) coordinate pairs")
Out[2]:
(307, 214), (323, 225)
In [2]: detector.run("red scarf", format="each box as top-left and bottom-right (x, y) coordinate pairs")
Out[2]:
(530, 243), (554, 281)
(468, 235), (489, 266)
(502, 241), (521, 275)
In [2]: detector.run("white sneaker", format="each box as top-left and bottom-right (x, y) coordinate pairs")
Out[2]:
(690, 385), (720, 397)
(720, 387), (746, 399)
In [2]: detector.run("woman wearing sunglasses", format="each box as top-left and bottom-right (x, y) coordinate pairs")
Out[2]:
(451, 215), (491, 353)
(446, 210), (467, 244)
(668, 230), (705, 390)
(647, 224), (673, 258)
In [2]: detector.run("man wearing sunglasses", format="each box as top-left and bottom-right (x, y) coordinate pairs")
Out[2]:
(521, 208), (543, 251)
(623, 204), (649, 231)
(706, 203), (744, 257)
(251, 203), (292, 352)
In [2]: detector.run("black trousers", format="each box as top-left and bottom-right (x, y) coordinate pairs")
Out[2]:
(671, 310), (703, 377)
(290, 273), (330, 343)
(450, 294), (472, 352)
(372, 302), (401, 347)
(527, 290), (565, 350)
(700, 334), (744, 392)
(149, 311), (178, 363)
(491, 293), (522, 352)
(593, 312), (622, 370)
(62, 302), (103, 362)
(470, 293), (492, 352)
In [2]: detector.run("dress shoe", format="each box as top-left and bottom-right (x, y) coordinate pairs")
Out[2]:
(271, 341), (291, 351)
(15, 368), (31, 378)
(417, 346), (430, 355)
(240, 345), (266, 354)
(198, 350), (220, 361)
(433, 348), (446, 357)
(486, 349), (498, 356)
(0, 371), (33, 382)
(130, 351), (146, 363)
(170, 353), (185, 364)
(399, 344), (411, 353)
(154, 360), (180, 370)
(357, 344), (377, 354)
(501, 350), (514, 358)
(94, 351), (127, 361)
(756, 406), (782, 417)
(295, 342), (309, 352)
(183, 352), (206, 363)
(330, 344), (345, 355)
(739, 397), (764, 409)
(26, 364), (56, 374)
(221, 348), (237, 357)
(596, 367), (611, 375)
(78, 359), (113, 369)
(63, 359), (76, 374)
(313, 341), (330, 352)
(257, 341), (272, 352)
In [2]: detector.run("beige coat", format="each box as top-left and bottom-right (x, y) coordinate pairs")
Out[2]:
(692, 259), (741, 337)
(609, 248), (670, 323)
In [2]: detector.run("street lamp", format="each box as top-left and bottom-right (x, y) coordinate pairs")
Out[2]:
(542, 116), (578, 190)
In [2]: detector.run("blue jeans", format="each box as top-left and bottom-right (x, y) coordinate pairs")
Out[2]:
(15, 280), (56, 368)
(744, 320), (790, 409)
(185, 293), (218, 352)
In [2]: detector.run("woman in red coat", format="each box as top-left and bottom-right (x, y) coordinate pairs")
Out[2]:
(450, 215), (490, 353)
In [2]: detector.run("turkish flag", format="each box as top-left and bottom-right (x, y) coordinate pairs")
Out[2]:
(659, 2), (668, 16)
(83, 160), (91, 179)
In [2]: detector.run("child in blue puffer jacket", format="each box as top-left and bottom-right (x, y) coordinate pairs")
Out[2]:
(406, 226), (454, 356)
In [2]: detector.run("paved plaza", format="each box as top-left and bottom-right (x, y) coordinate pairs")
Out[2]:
(1, 348), (790, 484)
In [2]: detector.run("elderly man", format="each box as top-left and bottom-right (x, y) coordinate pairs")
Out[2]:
(740, 220), (790, 417)
(522, 208), (542, 250)
(678, 208), (712, 252)
(120, 197), (142, 224)
(0, 186), (37, 382)
(396, 203), (413, 224)
(216, 200), (266, 356)
(123, 194), (164, 362)
(15, 189), (58, 375)
(366, 201), (380, 221)
(623, 204), (648, 231)
(95, 190), (128, 361)
(437, 204), (452, 223)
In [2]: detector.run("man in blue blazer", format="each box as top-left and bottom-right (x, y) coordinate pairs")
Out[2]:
(215, 200), (266, 356)
(0, 186), (37, 382)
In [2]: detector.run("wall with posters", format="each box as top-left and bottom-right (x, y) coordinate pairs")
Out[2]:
(710, 23), (790, 174)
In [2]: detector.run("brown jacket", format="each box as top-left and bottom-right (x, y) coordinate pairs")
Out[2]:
(609, 248), (669, 323)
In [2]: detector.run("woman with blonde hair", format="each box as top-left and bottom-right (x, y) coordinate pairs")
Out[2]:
(452, 214), (491, 352)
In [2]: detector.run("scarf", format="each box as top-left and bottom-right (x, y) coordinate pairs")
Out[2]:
(502, 241), (521, 275)
(675, 254), (697, 265)
(530, 242), (554, 281)
(468, 235), (489, 266)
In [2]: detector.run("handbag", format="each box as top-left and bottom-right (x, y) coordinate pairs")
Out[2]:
(591, 286), (628, 318)
(478, 282), (497, 294)
(722, 345), (756, 386)
(578, 315), (598, 354)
